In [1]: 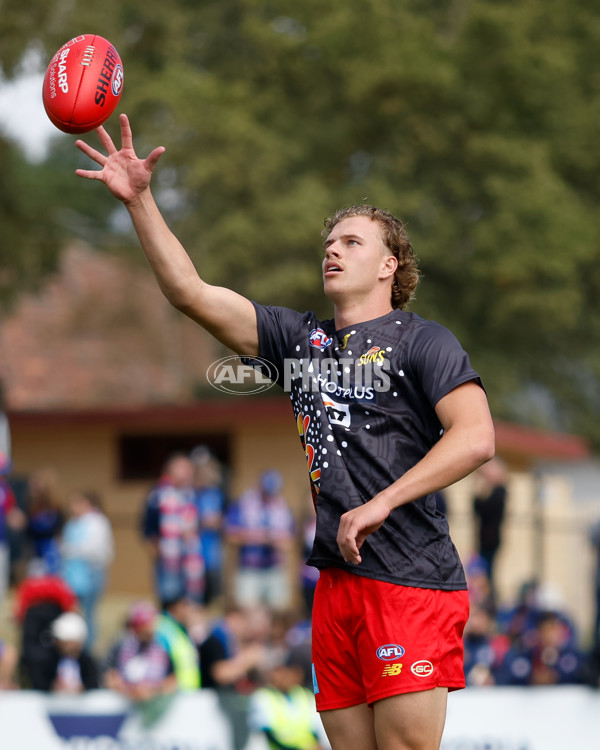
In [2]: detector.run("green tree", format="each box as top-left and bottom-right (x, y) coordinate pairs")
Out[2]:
(0, 137), (64, 307)
(1, 0), (600, 444)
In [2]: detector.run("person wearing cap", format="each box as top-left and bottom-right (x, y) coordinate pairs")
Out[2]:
(225, 470), (296, 610)
(248, 648), (325, 750)
(15, 559), (79, 689)
(31, 612), (99, 693)
(102, 600), (177, 703)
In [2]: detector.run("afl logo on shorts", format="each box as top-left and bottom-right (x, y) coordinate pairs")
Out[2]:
(411, 660), (434, 677)
(376, 644), (405, 661)
(309, 328), (333, 351)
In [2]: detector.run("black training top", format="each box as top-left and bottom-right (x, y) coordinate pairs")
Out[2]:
(251, 304), (482, 591)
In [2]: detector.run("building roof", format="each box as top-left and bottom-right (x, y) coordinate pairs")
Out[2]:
(0, 243), (219, 409)
(8, 399), (591, 463)
(494, 419), (590, 463)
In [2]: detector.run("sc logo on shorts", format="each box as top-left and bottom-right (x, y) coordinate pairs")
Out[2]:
(376, 644), (405, 661)
(411, 660), (434, 677)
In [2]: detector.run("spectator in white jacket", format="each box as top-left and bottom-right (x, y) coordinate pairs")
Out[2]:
(61, 490), (114, 651)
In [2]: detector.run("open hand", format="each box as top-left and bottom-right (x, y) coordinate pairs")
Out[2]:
(75, 113), (165, 204)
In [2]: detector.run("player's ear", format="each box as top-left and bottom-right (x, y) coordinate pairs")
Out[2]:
(379, 253), (398, 280)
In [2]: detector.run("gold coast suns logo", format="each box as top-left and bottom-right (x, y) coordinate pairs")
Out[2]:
(357, 345), (386, 366)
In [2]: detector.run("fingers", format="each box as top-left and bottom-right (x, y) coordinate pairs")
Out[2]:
(340, 541), (362, 565)
(95, 124), (118, 155)
(77, 114), (165, 170)
(337, 522), (362, 565)
(145, 146), (166, 171)
(75, 168), (104, 180)
(349, 550), (362, 565)
(75, 139), (107, 166)
(117, 114), (165, 165)
(118, 113), (133, 150)
(92, 114), (130, 154)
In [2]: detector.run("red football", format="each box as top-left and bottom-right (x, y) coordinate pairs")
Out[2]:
(42, 34), (124, 134)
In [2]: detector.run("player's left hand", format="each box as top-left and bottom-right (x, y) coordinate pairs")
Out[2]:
(337, 494), (391, 565)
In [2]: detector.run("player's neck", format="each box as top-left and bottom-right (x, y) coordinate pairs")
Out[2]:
(333, 297), (393, 331)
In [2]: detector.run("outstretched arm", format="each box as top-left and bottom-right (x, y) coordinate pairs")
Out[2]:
(75, 114), (259, 356)
(337, 380), (495, 565)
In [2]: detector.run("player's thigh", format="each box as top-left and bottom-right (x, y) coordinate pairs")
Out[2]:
(374, 687), (448, 750)
(320, 702), (378, 750)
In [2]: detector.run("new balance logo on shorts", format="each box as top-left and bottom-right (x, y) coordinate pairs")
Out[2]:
(381, 663), (403, 677)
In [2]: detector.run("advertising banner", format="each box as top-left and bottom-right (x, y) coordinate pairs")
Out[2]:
(0, 687), (598, 749)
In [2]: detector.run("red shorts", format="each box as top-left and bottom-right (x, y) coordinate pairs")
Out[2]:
(311, 568), (469, 711)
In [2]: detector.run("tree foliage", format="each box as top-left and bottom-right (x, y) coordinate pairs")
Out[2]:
(1, 0), (600, 443)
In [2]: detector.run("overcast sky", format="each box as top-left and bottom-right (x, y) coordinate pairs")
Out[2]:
(0, 71), (63, 161)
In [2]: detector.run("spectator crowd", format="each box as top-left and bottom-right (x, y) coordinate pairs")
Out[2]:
(0, 448), (324, 749)
(1, 448), (600, 750)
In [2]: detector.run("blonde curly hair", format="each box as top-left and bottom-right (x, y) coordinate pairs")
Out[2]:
(323, 205), (420, 310)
